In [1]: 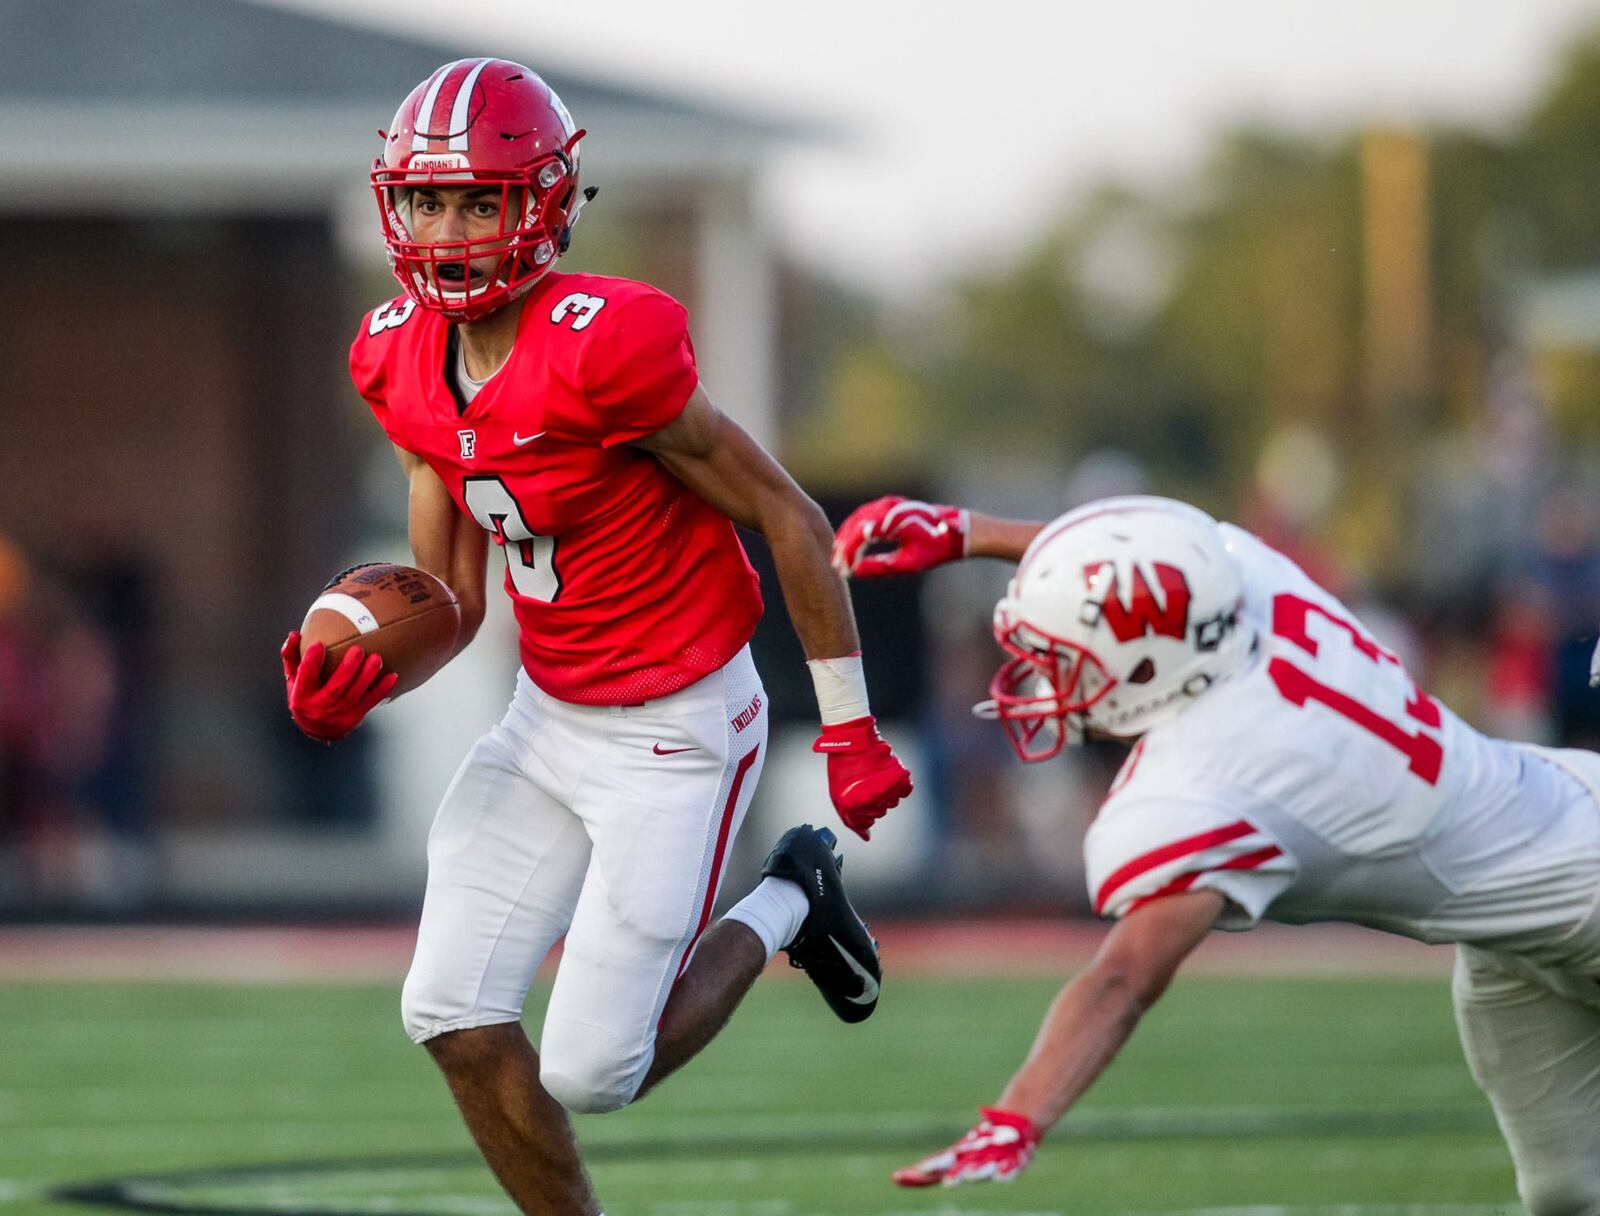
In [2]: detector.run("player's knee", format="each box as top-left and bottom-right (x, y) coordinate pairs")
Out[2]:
(539, 1021), (647, 1114)
(400, 969), (450, 1043)
(1521, 1171), (1600, 1216)
(400, 969), (508, 1045)
(539, 1059), (638, 1114)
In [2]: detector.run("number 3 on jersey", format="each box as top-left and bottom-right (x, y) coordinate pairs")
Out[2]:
(1266, 593), (1442, 784)
(463, 476), (561, 603)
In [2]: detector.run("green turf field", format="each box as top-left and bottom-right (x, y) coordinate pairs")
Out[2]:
(0, 974), (1519, 1216)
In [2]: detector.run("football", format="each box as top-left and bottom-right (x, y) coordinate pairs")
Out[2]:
(298, 563), (461, 698)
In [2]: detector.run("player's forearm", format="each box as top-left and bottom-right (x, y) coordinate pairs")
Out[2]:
(765, 502), (861, 660)
(448, 598), (486, 659)
(967, 512), (1046, 563)
(431, 556), (486, 662)
(405, 470), (488, 662)
(994, 963), (1149, 1131)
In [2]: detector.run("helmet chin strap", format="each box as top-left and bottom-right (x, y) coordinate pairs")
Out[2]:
(559, 186), (599, 254)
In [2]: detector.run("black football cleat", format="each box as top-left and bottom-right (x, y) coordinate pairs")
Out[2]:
(761, 824), (881, 1023)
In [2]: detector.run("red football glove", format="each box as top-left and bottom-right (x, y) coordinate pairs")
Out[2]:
(893, 1107), (1040, 1188)
(831, 495), (968, 579)
(281, 631), (398, 743)
(812, 715), (912, 841)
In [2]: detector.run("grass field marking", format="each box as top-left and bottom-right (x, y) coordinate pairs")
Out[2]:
(868, 1209), (1522, 1216)
(11, 1102), (1498, 1157)
(44, 1115), (1514, 1216)
(1117, 1208), (1524, 1215)
(0, 1079), (446, 1126)
(9, 1118), (465, 1159)
(872, 1210), (1072, 1216)
(0, 1181), (36, 1204)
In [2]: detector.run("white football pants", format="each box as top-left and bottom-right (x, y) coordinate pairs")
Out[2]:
(1454, 941), (1600, 1216)
(401, 647), (768, 1114)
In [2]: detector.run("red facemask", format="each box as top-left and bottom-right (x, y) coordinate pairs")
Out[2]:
(986, 611), (1114, 762)
(371, 59), (589, 323)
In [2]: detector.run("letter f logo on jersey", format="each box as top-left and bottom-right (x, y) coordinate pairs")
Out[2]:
(1085, 561), (1191, 642)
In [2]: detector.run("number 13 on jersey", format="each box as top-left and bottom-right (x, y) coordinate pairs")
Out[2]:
(1266, 592), (1443, 785)
(463, 476), (562, 603)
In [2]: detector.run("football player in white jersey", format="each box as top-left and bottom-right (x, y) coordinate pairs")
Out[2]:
(832, 494), (1600, 1215)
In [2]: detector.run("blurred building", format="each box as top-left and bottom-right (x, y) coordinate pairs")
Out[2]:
(0, 0), (806, 912)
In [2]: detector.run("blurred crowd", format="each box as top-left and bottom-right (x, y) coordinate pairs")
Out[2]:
(0, 532), (157, 911)
(913, 374), (1600, 906)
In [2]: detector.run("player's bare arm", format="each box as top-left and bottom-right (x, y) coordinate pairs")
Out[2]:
(831, 495), (1045, 578)
(996, 888), (1223, 1126)
(637, 386), (913, 840)
(394, 443), (489, 661)
(969, 512), (1046, 562)
(896, 888), (1223, 1187)
(634, 385), (855, 659)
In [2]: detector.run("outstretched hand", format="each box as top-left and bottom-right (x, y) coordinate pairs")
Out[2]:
(893, 1107), (1040, 1188)
(831, 496), (968, 579)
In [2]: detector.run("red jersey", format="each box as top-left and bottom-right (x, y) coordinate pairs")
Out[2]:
(349, 271), (763, 705)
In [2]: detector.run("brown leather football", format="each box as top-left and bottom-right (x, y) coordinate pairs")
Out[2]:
(299, 563), (461, 698)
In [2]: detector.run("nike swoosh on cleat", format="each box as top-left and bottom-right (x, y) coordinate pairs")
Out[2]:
(652, 743), (699, 755)
(827, 933), (879, 1005)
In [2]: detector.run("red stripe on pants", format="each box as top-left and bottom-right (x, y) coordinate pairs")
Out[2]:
(675, 743), (761, 979)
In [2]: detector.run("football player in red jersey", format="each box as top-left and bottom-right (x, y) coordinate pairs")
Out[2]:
(278, 60), (910, 1215)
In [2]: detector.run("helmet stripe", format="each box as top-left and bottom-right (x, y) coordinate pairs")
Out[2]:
(411, 59), (467, 152)
(448, 58), (493, 151)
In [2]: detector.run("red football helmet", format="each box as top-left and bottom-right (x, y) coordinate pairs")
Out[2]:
(371, 58), (593, 322)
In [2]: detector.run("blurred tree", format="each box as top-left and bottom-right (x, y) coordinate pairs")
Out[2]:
(777, 22), (1600, 589)
(1520, 32), (1600, 270)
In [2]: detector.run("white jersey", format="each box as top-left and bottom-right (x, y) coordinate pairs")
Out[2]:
(1084, 525), (1600, 976)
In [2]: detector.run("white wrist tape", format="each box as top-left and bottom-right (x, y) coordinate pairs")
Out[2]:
(808, 654), (871, 726)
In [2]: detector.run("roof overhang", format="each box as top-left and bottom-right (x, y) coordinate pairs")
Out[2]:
(0, 98), (789, 214)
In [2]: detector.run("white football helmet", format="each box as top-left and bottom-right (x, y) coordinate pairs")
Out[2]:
(988, 496), (1253, 760)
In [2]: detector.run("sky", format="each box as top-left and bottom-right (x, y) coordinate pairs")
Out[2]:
(268, 0), (1600, 297)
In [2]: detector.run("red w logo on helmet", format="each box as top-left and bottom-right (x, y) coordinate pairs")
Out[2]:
(1085, 561), (1191, 642)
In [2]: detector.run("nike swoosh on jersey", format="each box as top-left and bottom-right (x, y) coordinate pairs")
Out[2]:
(652, 743), (699, 755)
(512, 431), (546, 446)
(827, 933), (880, 1004)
